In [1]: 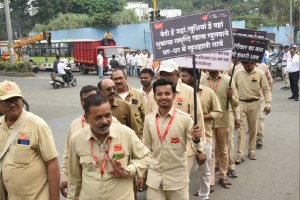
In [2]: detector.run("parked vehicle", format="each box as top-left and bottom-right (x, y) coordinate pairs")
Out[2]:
(73, 39), (124, 75)
(268, 57), (283, 82)
(50, 69), (77, 89)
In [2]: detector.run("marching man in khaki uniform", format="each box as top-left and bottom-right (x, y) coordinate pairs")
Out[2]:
(234, 61), (272, 163)
(98, 79), (139, 134)
(142, 79), (205, 200)
(0, 80), (60, 200)
(145, 59), (206, 173)
(111, 69), (145, 139)
(60, 85), (99, 197)
(201, 70), (239, 189)
(67, 94), (151, 200)
(180, 68), (222, 197)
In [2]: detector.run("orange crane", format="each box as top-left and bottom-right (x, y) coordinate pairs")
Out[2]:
(1, 32), (51, 61)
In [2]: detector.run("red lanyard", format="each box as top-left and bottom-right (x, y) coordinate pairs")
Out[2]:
(81, 115), (85, 128)
(89, 137), (111, 176)
(155, 109), (176, 143)
(208, 79), (221, 93)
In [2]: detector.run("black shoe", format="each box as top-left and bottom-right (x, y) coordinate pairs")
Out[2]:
(194, 190), (199, 196)
(256, 139), (263, 149)
(281, 86), (288, 90)
(227, 169), (238, 178)
(215, 167), (219, 174)
(288, 96), (295, 99)
(295, 98), (299, 101)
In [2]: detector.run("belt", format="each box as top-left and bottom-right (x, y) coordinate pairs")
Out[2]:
(239, 98), (259, 103)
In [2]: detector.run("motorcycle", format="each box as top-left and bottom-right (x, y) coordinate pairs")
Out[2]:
(268, 57), (283, 82)
(50, 69), (77, 89)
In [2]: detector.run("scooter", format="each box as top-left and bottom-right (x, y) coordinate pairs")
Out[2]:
(50, 69), (77, 89)
(268, 57), (283, 82)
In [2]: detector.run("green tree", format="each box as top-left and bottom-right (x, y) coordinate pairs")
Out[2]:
(91, 12), (118, 28)
(30, 0), (64, 25)
(33, 13), (92, 31)
(112, 9), (140, 25)
(68, 0), (126, 16)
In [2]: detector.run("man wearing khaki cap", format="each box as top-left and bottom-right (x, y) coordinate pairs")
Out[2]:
(0, 80), (60, 200)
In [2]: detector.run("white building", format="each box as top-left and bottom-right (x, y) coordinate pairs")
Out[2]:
(125, 2), (149, 20)
(125, 2), (182, 20)
(159, 9), (181, 18)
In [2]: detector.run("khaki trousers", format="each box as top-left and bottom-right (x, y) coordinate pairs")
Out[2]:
(256, 100), (265, 141)
(282, 66), (290, 87)
(147, 185), (189, 200)
(228, 111), (235, 170)
(237, 101), (260, 158)
(210, 127), (229, 185)
(187, 155), (194, 175)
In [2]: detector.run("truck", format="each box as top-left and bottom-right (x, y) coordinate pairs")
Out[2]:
(73, 39), (124, 74)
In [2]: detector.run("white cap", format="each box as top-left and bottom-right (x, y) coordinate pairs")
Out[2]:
(158, 59), (179, 73)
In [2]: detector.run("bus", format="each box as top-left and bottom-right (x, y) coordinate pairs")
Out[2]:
(22, 39), (99, 71)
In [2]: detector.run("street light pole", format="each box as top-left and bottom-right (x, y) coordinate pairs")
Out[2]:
(4, 0), (15, 64)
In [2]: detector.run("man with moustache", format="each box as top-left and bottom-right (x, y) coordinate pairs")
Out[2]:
(142, 79), (205, 200)
(0, 80), (60, 200)
(286, 46), (299, 101)
(234, 61), (271, 163)
(98, 79), (139, 134)
(60, 85), (121, 197)
(111, 69), (145, 139)
(145, 59), (206, 174)
(139, 68), (155, 100)
(67, 94), (151, 200)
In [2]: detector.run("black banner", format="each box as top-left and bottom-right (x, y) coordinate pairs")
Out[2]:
(232, 28), (267, 39)
(232, 36), (268, 63)
(151, 9), (233, 60)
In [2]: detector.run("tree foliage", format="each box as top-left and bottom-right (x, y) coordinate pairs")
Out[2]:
(68, 0), (126, 15)
(33, 13), (92, 31)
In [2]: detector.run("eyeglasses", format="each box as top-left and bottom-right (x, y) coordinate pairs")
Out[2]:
(101, 86), (116, 92)
(0, 97), (21, 107)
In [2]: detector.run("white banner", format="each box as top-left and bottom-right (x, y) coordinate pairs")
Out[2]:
(174, 50), (232, 71)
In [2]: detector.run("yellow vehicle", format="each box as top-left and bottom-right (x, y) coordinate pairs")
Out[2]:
(1, 32), (51, 61)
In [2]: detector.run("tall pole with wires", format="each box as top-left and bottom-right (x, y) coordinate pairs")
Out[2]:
(4, 0), (15, 64)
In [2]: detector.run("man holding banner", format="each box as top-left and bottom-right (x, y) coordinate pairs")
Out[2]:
(234, 61), (271, 163)
(145, 59), (206, 174)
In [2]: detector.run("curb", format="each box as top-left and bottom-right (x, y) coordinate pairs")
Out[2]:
(0, 71), (36, 77)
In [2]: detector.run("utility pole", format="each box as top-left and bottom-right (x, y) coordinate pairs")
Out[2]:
(4, 0), (15, 64)
(290, 0), (293, 45)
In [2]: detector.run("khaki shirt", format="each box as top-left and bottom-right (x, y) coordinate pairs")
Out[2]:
(112, 98), (139, 134)
(115, 86), (145, 138)
(143, 107), (204, 190)
(61, 116), (120, 182)
(255, 63), (273, 101)
(145, 79), (206, 145)
(201, 73), (239, 128)
(234, 67), (272, 108)
(0, 110), (58, 200)
(199, 85), (222, 139)
(67, 123), (151, 200)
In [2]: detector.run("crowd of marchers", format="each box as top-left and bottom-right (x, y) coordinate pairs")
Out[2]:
(0, 45), (298, 200)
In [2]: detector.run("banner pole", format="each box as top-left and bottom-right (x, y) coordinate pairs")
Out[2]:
(193, 54), (197, 125)
(226, 60), (237, 110)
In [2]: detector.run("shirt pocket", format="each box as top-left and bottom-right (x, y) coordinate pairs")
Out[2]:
(249, 81), (260, 91)
(13, 144), (34, 165)
(80, 156), (97, 172)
